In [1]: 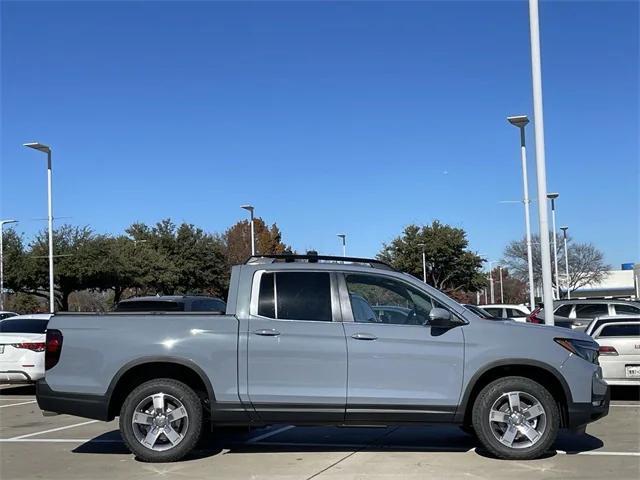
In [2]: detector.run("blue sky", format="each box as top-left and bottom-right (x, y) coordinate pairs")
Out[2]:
(1, 1), (638, 268)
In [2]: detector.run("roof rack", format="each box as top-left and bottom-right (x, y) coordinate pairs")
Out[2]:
(244, 253), (396, 271)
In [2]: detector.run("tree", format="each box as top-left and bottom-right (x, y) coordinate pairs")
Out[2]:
(378, 221), (486, 294)
(224, 218), (292, 266)
(490, 267), (527, 304)
(25, 225), (106, 311)
(125, 219), (229, 298)
(2, 227), (30, 295)
(503, 234), (610, 297)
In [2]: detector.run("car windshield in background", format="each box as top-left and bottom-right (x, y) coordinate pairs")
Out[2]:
(115, 301), (184, 312)
(0, 319), (48, 333)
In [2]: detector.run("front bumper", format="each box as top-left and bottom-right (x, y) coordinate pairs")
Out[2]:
(566, 374), (610, 429)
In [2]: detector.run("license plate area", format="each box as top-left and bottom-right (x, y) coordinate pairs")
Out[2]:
(625, 365), (640, 378)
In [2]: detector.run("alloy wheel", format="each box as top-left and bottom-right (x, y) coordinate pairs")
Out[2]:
(131, 393), (189, 451)
(488, 390), (547, 449)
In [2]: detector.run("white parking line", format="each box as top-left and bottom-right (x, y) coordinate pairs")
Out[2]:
(0, 401), (36, 409)
(610, 404), (640, 408)
(0, 435), (637, 457)
(245, 425), (295, 443)
(0, 438), (120, 443)
(9, 420), (99, 440)
(557, 450), (640, 457)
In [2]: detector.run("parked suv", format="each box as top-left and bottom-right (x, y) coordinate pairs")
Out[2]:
(115, 295), (226, 313)
(38, 255), (609, 462)
(529, 299), (640, 329)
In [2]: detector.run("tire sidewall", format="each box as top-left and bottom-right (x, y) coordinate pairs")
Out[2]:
(120, 378), (203, 462)
(472, 376), (559, 460)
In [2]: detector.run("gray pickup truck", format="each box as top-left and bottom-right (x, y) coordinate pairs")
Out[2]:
(37, 254), (609, 462)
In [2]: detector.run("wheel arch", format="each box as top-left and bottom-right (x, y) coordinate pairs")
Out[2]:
(457, 359), (573, 428)
(106, 356), (215, 420)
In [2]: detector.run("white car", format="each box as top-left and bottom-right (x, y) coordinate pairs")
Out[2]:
(591, 317), (640, 386)
(0, 311), (18, 320)
(0, 314), (51, 384)
(480, 304), (530, 323)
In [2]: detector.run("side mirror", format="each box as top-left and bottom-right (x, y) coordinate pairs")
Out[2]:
(428, 307), (455, 327)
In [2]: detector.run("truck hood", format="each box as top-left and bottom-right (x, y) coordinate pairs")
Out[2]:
(489, 318), (595, 343)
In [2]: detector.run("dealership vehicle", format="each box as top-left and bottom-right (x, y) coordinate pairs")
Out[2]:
(481, 304), (530, 322)
(37, 255), (609, 462)
(585, 315), (639, 337)
(115, 295), (226, 313)
(463, 304), (502, 320)
(0, 311), (18, 320)
(591, 319), (640, 386)
(0, 314), (51, 383)
(529, 299), (640, 329)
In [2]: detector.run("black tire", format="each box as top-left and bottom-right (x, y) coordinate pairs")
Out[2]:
(120, 378), (203, 462)
(472, 376), (559, 460)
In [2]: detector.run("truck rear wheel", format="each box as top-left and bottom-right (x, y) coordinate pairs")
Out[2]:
(120, 378), (203, 462)
(471, 376), (559, 460)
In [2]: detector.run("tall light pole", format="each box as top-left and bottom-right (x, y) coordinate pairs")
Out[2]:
(240, 205), (255, 256)
(337, 234), (346, 257)
(418, 243), (427, 283)
(488, 260), (495, 304)
(528, 0), (554, 325)
(24, 142), (55, 313)
(0, 219), (19, 310)
(499, 265), (504, 304)
(547, 193), (560, 300)
(560, 226), (570, 299)
(507, 115), (536, 310)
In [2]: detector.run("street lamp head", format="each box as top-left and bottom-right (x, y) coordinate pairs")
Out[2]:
(24, 142), (51, 154)
(336, 234), (346, 240)
(240, 204), (254, 213)
(0, 219), (18, 226)
(547, 192), (559, 199)
(560, 226), (568, 232)
(507, 115), (529, 128)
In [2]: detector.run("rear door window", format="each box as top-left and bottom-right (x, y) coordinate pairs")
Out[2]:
(190, 299), (226, 312)
(554, 304), (573, 317)
(257, 272), (332, 321)
(483, 308), (503, 318)
(506, 308), (526, 318)
(574, 304), (608, 319)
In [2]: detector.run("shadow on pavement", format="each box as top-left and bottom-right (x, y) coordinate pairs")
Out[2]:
(73, 424), (605, 460)
(610, 385), (640, 401)
(0, 385), (36, 396)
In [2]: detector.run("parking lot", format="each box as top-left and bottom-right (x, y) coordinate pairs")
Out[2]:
(0, 385), (637, 480)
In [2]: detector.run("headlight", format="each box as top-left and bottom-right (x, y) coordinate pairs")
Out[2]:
(555, 338), (599, 364)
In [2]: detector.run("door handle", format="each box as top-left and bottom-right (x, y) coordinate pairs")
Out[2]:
(254, 329), (281, 337)
(351, 333), (378, 341)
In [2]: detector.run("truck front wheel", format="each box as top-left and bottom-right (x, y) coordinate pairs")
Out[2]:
(471, 376), (559, 460)
(120, 378), (203, 462)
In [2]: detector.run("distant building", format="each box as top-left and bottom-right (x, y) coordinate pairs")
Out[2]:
(571, 264), (637, 299)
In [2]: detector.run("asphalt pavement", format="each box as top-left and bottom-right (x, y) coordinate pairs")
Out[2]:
(0, 385), (638, 480)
